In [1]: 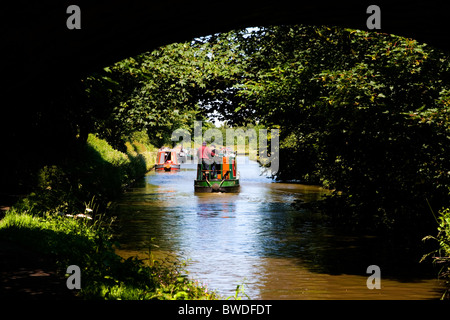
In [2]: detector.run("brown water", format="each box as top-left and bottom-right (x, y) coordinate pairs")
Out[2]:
(111, 158), (443, 299)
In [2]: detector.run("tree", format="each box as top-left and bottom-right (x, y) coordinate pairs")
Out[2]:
(83, 25), (450, 233)
(235, 25), (450, 233)
(82, 31), (253, 148)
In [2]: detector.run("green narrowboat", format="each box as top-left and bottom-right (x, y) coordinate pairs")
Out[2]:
(194, 153), (240, 193)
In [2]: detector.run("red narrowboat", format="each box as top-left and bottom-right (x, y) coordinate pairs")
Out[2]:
(155, 149), (180, 172)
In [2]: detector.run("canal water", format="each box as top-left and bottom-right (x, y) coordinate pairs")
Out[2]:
(111, 158), (443, 299)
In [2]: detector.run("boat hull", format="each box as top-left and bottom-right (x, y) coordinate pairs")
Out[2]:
(194, 179), (240, 193)
(155, 164), (180, 171)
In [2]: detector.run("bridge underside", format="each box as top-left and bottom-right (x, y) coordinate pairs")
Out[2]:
(4, 1), (450, 87)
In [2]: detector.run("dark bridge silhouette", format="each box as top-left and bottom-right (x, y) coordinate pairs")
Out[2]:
(1, 1), (450, 192)
(4, 1), (450, 89)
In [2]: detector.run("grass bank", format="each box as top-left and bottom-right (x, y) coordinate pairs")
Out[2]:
(0, 209), (218, 299)
(0, 132), (220, 299)
(13, 132), (157, 216)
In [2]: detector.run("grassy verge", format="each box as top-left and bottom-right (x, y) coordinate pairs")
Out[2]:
(0, 209), (218, 300)
(13, 132), (158, 216)
(0, 132), (220, 299)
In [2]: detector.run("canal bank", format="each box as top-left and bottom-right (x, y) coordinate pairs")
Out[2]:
(0, 133), (218, 300)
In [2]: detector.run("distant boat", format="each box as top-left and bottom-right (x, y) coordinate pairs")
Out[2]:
(194, 152), (240, 193)
(155, 149), (180, 172)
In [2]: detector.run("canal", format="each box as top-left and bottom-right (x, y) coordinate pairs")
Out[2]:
(111, 158), (443, 299)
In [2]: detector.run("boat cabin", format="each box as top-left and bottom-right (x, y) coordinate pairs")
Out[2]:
(155, 149), (180, 171)
(194, 153), (240, 193)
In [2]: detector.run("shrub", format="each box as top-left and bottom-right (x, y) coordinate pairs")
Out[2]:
(422, 207), (450, 299)
(14, 132), (156, 216)
(87, 133), (131, 168)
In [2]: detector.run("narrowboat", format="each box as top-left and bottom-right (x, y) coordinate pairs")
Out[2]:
(194, 152), (240, 193)
(155, 149), (180, 172)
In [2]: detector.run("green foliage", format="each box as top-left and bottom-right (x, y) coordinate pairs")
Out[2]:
(219, 25), (450, 234)
(226, 281), (250, 300)
(87, 133), (131, 167)
(22, 165), (78, 215)
(82, 29), (259, 149)
(14, 133), (156, 216)
(422, 207), (450, 299)
(3, 131), (219, 300)
(85, 25), (449, 235)
(0, 209), (218, 300)
(0, 208), (112, 270)
(84, 49), (200, 148)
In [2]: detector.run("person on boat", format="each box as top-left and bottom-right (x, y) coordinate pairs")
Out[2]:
(198, 141), (212, 175)
(210, 144), (217, 179)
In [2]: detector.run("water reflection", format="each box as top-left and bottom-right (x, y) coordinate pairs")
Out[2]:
(112, 158), (443, 299)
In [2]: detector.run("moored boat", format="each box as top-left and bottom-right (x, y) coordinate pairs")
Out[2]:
(155, 149), (181, 172)
(194, 152), (240, 193)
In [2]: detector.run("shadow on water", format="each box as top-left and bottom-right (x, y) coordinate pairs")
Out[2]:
(111, 158), (444, 299)
(248, 196), (439, 279)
